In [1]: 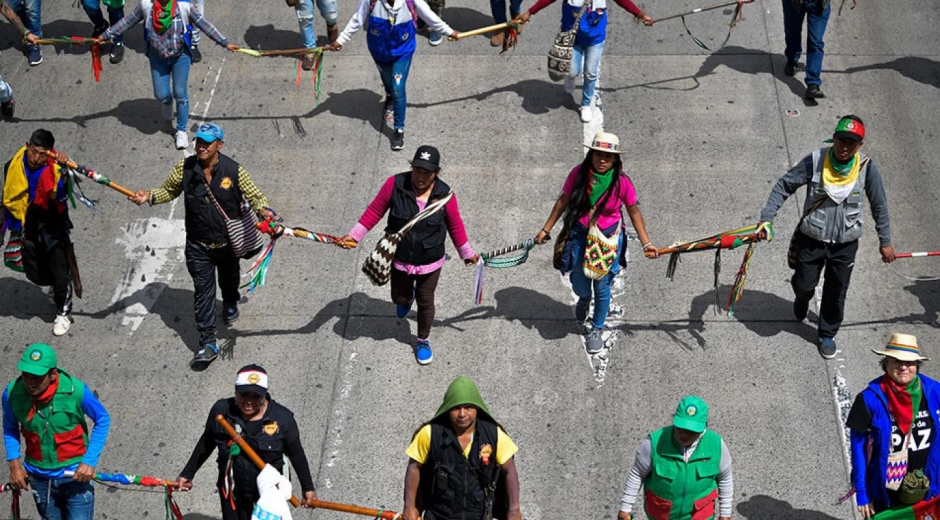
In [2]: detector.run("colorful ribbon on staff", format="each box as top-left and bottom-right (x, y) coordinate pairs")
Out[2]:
(474, 237), (539, 305)
(34, 37), (102, 81)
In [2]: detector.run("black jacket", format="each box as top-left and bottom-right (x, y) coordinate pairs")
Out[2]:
(179, 397), (316, 494)
(384, 172), (451, 265)
(182, 154), (245, 244)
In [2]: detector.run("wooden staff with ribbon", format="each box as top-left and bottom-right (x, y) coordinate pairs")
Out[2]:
(236, 47), (326, 102)
(44, 150), (136, 198)
(659, 223), (772, 316)
(215, 415), (404, 519)
(34, 37), (103, 81)
(653, 0), (740, 23)
(242, 221), (352, 292)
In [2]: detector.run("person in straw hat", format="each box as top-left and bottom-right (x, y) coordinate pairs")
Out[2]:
(846, 333), (940, 517)
(536, 131), (658, 354)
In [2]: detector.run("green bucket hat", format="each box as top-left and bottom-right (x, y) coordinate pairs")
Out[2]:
(432, 376), (491, 421)
(16, 343), (58, 376)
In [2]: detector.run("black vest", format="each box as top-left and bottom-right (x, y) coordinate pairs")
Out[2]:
(182, 154), (243, 244)
(419, 417), (501, 520)
(213, 397), (291, 491)
(384, 172), (451, 266)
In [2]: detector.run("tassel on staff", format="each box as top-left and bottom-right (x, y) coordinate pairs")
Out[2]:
(43, 150), (137, 198)
(475, 237), (539, 305)
(34, 37), (103, 81)
(0, 484), (21, 520)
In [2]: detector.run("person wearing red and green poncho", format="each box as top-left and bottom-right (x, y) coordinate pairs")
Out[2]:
(846, 333), (940, 518)
(2, 343), (111, 520)
(618, 396), (733, 520)
(1, 129), (79, 337)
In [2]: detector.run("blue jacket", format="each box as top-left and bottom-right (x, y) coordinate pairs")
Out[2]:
(366, 0), (417, 63)
(850, 374), (940, 507)
(561, 1), (607, 46)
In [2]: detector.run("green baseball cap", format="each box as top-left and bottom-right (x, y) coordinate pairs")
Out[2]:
(16, 343), (58, 376)
(673, 395), (709, 433)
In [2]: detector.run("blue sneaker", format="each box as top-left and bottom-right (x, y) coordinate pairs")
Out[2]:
(817, 337), (837, 360)
(396, 301), (413, 319)
(223, 304), (239, 325)
(414, 339), (433, 365)
(429, 31), (443, 46)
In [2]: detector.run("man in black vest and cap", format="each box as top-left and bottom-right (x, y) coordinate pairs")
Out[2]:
(130, 123), (275, 368)
(403, 376), (522, 520)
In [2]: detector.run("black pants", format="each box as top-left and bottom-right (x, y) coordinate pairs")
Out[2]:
(217, 480), (259, 520)
(22, 235), (72, 315)
(185, 240), (240, 347)
(391, 267), (441, 339)
(791, 232), (858, 338)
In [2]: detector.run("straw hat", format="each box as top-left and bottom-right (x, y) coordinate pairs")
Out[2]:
(872, 333), (929, 362)
(584, 132), (626, 154)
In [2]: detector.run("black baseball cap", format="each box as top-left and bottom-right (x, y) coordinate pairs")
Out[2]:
(410, 145), (441, 172)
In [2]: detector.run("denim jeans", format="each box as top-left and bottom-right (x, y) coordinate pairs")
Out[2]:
(81, 0), (124, 42)
(149, 52), (191, 132)
(490, 0), (522, 24)
(782, 0), (830, 86)
(297, 0), (338, 48)
(30, 477), (95, 520)
(376, 55), (412, 130)
(567, 224), (623, 330)
(0, 74), (12, 103)
(570, 40), (605, 107)
(185, 240), (241, 347)
(190, 0), (204, 44)
(6, 0), (42, 37)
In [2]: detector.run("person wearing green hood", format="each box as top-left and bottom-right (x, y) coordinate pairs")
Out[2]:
(757, 115), (895, 360)
(617, 396), (733, 520)
(403, 376), (521, 520)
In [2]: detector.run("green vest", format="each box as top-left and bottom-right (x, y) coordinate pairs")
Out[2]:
(644, 427), (722, 520)
(6, 370), (89, 470)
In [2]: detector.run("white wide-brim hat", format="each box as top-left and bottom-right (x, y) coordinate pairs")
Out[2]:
(584, 132), (627, 154)
(872, 333), (929, 362)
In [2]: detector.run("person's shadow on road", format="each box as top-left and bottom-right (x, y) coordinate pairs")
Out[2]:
(835, 57), (940, 90)
(737, 494), (844, 520)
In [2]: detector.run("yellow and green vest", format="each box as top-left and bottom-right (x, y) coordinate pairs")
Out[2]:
(6, 370), (89, 470)
(644, 427), (722, 520)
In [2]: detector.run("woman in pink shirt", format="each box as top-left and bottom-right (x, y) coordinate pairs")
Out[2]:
(535, 132), (658, 354)
(340, 145), (478, 366)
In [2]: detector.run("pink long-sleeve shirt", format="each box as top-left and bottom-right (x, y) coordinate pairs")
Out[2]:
(527, 0), (642, 17)
(349, 175), (475, 275)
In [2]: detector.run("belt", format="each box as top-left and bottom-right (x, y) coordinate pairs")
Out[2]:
(195, 241), (230, 250)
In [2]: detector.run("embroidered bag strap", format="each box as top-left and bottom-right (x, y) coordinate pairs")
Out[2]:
(569, 0), (590, 34)
(202, 178), (233, 221)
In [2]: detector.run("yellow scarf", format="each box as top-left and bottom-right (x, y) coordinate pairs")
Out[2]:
(821, 151), (860, 204)
(2, 147), (63, 227)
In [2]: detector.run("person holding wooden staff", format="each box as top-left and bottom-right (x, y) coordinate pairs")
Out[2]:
(1, 129), (80, 336)
(2, 343), (112, 520)
(326, 0), (461, 151)
(176, 365), (318, 519)
(514, 0), (652, 122)
(129, 123), (276, 368)
(535, 132), (658, 354)
(338, 145), (478, 365)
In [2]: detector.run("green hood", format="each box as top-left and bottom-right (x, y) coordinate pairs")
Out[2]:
(432, 376), (491, 420)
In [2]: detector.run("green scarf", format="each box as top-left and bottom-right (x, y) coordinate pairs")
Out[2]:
(152, 0), (176, 35)
(827, 148), (856, 176)
(588, 168), (614, 207)
(432, 376), (491, 420)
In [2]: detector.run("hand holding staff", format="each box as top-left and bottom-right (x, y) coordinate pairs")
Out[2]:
(44, 150), (136, 197)
(215, 415), (405, 518)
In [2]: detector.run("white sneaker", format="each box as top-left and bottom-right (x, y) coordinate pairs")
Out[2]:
(564, 77), (575, 94)
(52, 314), (71, 336)
(162, 102), (173, 122)
(175, 130), (189, 150)
(579, 106), (593, 123)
